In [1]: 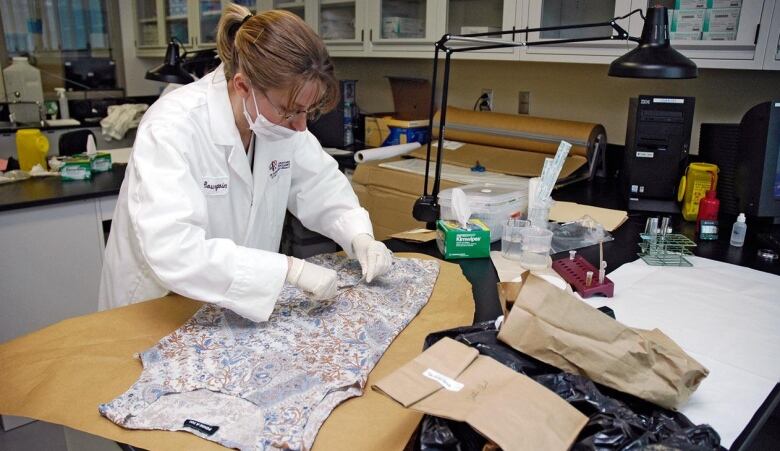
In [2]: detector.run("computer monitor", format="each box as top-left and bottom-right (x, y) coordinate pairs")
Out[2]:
(699, 101), (780, 223)
(64, 58), (117, 90)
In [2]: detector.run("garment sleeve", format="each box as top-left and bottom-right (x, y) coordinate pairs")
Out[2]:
(287, 132), (374, 257)
(127, 122), (287, 322)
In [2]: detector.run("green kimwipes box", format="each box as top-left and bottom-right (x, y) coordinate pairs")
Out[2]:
(436, 219), (491, 260)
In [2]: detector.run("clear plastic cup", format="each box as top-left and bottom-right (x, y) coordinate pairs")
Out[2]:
(518, 226), (553, 269)
(501, 218), (531, 260)
(528, 199), (555, 229)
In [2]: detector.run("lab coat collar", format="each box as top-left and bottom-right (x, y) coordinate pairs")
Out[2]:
(206, 65), (241, 147)
(208, 65), (253, 189)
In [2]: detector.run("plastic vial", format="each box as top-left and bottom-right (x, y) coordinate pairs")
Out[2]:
(55, 88), (69, 119)
(729, 213), (747, 247)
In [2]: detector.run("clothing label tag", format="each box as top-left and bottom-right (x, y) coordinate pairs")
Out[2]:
(184, 419), (220, 436)
(423, 368), (464, 392)
(202, 177), (229, 196)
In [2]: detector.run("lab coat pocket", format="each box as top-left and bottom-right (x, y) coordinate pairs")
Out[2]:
(201, 176), (229, 196)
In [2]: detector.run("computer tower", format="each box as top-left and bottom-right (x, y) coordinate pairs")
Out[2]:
(622, 95), (695, 213)
(699, 101), (780, 223)
(308, 80), (358, 148)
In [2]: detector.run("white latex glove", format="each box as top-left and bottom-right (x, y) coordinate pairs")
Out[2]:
(286, 257), (338, 300)
(351, 233), (393, 283)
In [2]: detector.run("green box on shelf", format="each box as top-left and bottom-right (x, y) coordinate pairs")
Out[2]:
(436, 219), (491, 260)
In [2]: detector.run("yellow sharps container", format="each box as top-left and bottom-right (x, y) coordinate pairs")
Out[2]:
(678, 162), (719, 221)
(16, 129), (50, 171)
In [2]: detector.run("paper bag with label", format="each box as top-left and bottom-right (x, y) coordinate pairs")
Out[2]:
(372, 337), (588, 451)
(497, 275), (709, 409)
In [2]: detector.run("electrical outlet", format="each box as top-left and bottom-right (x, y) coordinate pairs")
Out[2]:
(480, 88), (494, 111)
(518, 91), (530, 114)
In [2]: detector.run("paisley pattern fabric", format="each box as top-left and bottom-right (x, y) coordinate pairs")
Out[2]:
(99, 255), (439, 450)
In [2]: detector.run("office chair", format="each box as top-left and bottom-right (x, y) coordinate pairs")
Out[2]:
(59, 129), (96, 156)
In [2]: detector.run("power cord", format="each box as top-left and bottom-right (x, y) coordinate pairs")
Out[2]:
(472, 93), (491, 112)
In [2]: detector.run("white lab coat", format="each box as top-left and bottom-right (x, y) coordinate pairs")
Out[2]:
(99, 66), (373, 321)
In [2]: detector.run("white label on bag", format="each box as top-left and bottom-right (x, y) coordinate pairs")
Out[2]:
(423, 368), (464, 391)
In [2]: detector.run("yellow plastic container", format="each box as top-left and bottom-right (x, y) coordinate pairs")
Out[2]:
(678, 162), (719, 221)
(16, 129), (49, 171)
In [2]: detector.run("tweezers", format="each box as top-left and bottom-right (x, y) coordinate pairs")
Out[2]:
(337, 274), (366, 292)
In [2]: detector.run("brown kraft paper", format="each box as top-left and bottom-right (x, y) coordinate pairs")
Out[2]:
(373, 337), (588, 451)
(497, 275), (709, 410)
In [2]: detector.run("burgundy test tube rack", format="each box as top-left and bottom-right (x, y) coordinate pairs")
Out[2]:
(552, 255), (614, 298)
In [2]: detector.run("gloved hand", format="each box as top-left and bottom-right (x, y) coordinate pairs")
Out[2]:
(286, 256), (338, 300)
(352, 233), (393, 282)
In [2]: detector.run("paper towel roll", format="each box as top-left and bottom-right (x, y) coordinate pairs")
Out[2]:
(354, 142), (421, 163)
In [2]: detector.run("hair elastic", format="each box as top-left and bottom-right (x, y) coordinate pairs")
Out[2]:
(241, 14), (253, 25)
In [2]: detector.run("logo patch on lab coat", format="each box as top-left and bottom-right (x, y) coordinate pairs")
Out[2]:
(268, 160), (290, 179)
(202, 177), (229, 196)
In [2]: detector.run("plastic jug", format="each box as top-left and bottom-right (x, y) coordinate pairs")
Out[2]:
(16, 129), (50, 171)
(678, 162), (719, 221)
(3, 56), (44, 124)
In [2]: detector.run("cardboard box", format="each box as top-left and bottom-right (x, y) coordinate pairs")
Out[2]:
(671, 9), (705, 32)
(703, 7), (740, 32)
(364, 116), (430, 147)
(436, 219), (491, 260)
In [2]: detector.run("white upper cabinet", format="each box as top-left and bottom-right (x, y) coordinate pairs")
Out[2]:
(366, 0), (440, 51)
(312, 1), (368, 55)
(439, 0), (519, 58)
(762, 0), (780, 69)
(259, 0), (308, 20)
(628, 0), (774, 69)
(521, 0), (639, 61)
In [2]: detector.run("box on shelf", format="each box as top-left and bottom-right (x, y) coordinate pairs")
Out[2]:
(704, 8), (740, 32)
(436, 219), (491, 260)
(382, 16), (424, 38)
(706, 0), (741, 8)
(459, 26), (501, 35)
(438, 183), (528, 243)
(671, 31), (702, 40)
(674, 0), (706, 9)
(365, 76), (432, 147)
(702, 31), (737, 40)
(671, 9), (705, 32)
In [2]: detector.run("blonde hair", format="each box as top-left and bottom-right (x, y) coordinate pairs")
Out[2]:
(216, 4), (338, 114)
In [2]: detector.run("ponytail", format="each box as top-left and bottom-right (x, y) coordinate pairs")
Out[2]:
(215, 3), (339, 115)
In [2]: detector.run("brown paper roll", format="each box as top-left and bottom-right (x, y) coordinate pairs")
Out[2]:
(432, 107), (605, 157)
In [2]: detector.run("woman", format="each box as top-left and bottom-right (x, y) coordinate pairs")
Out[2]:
(99, 4), (392, 321)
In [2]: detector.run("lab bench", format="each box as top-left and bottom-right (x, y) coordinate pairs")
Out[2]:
(0, 124), (136, 160)
(0, 168), (124, 344)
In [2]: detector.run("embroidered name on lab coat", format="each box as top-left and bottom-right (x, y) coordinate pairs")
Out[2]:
(268, 160), (290, 179)
(202, 177), (229, 196)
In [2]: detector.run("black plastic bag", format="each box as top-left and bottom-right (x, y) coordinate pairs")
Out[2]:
(419, 321), (724, 451)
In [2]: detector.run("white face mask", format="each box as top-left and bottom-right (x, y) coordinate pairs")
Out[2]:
(242, 89), (298, 140)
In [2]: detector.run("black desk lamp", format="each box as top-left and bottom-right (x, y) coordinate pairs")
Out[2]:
(412, 6), (697, 224)
(145, 38), (196, 84)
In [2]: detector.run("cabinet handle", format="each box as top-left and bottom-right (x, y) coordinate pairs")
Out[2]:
(370, 29), (373, 41)
(361, 29), (364, 42)
(754, 24), (760, 45)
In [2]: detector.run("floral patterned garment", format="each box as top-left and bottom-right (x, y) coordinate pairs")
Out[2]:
(99, 255), (439, 450)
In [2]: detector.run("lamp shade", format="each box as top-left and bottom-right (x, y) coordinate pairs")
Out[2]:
(609, 6), (697, 79)
(145, 39), (195, 84)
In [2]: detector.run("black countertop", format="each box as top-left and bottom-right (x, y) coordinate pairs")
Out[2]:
(0, 165), (126, 212)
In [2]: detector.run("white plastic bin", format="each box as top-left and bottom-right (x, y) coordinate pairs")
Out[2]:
(439, 182), (528, 242)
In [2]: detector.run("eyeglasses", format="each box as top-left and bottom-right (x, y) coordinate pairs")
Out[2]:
(261, 90), (323, 122)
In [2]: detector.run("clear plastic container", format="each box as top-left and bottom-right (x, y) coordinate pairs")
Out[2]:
(439, 182), (528, 242)
(501, 218), (531, 260)
(518, 226), (553, 269)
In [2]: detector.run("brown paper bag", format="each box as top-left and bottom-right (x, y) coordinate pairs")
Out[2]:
(497, 275), (709, 409)
(373, 337), (588, 451)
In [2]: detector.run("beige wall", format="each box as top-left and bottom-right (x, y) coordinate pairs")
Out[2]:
(334, 57), (780, 153)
